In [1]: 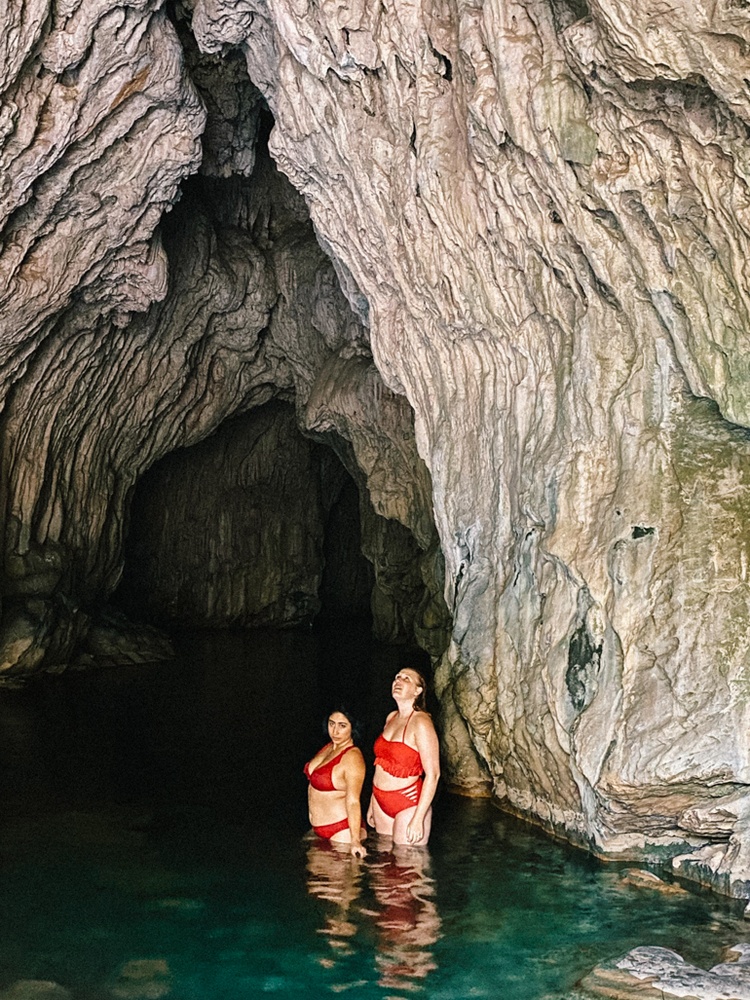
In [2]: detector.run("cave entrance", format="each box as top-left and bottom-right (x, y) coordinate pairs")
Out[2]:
(115, 400), (375, 629)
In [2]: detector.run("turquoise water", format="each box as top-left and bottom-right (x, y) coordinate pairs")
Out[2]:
(0, 628), (747, 999)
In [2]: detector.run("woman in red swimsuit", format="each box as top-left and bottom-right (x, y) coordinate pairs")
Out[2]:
(304, 707), (367, 857)
(367, 668), (440, 846)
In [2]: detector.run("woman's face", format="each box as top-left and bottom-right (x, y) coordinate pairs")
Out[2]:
(328, 712), (353, 744)
(392, 670), (422, 701)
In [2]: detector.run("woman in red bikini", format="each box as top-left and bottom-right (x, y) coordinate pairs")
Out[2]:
(304, 707), (367, 858)
(367, 668), (440, 846)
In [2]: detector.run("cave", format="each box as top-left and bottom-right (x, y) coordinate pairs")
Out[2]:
(115, 401), (376, 629)
(1, 0), (750, 942)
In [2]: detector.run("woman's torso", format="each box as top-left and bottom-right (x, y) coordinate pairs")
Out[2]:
(373, 711), (424, 790)
(305, 743), (355, 824)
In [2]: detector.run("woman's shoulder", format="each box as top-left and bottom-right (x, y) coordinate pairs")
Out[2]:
(341, 744), (366, 770)
(380, 710), (398, 733)
(412, 710), (437, 733)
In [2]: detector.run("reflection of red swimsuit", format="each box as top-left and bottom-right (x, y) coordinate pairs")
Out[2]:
(304, 745), (364, 840)
(373, 713), (424, 819)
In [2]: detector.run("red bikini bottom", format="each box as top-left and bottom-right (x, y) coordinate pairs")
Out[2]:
(372, 778), (423, 819)
(314, 817), (366, 840)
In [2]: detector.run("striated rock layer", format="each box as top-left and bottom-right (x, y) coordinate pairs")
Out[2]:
(0, 0), (749, 897)
(190, 0), (750, 895)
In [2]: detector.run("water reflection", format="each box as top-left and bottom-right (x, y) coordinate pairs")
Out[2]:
(305, 840), (442, 995)
(306, 839), (365, 965)
(370, 846), (441, 993)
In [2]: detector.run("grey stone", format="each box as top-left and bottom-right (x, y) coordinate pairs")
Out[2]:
(580, 942), (750, 1000)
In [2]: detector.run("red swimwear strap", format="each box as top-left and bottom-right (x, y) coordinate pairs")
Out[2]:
(401, 710), (414, 742)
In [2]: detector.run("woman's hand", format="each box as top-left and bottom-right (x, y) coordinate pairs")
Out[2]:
(406, 818), (424, 844)
(366, 799), (374, 827)
(350, 840), (367, 859)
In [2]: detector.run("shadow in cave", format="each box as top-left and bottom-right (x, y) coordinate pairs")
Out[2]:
(114, 400), (376, 634)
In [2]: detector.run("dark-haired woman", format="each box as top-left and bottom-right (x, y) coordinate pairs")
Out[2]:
(367, 669), (440, 846)
(304, 708), (368, 858)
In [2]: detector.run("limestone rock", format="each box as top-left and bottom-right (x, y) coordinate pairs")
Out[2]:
(110, 959), (172, 1000)
(620, 868), (688, 895)
(0, 0), (205, 340)
(672, 790), (750, 900)
(191, 0), (750, 898)
(580, 942), (750, 1000)
(72, 610), (174, 669)
(121, 402), (330, 627)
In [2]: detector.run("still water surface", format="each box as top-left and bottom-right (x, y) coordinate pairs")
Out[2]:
(0, 628), (747, 999)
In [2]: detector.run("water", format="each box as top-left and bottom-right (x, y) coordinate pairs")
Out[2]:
(0, 627), (747, 1000)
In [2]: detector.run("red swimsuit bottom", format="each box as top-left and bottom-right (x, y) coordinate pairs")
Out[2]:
(372, 778), (424, 819)
(314, 817), (366, 840)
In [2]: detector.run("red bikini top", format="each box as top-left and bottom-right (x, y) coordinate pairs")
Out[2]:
(304, 744), (354, 791)
(374, 712), (423, 778)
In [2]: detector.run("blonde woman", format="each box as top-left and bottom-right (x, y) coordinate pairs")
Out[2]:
(367, 669), (440, 846)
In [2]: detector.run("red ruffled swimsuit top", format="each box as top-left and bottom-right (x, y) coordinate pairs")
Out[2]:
(304, 744), (354, 791)
(374, 712), (423, 778)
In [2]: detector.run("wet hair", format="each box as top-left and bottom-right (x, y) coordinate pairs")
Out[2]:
(405, 668), (428, 712)
(323, 705), (363, 744)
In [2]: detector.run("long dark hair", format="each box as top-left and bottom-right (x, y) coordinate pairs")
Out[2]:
(323, 705), (363, 744)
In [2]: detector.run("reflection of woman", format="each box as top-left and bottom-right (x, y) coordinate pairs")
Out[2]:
(367, 668), (440, 845)
(304, 707), (367, 857)
(305, 840), (364, 967)
(371, 845), (442, 990)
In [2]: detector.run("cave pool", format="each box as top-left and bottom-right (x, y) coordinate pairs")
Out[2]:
(0, 626), (747, 1000)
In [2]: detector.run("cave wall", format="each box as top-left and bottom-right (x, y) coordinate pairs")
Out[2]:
(118, 400), (431, 634)
(189, 0), (750, 893)
(1, 0), (749, 897)
(0, 47), (443, 673)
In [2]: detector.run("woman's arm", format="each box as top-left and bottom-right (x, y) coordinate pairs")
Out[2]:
(406, 715), (440, 844)
(344, 749), (367, 858)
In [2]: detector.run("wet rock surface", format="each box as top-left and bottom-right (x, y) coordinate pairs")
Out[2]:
(580, 942), (750, 1000)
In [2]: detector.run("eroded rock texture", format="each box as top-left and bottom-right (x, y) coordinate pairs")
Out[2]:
(189, 0), (750, 892)
(1, 0), (749, 897)
(581, 942), (750, 1000)
(0, 13), (444, 673)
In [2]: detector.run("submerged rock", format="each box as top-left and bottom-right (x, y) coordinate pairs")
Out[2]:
(110, 959), (172, 1000)
(620, 869), (688, 895)
(0, 985), (71, 1000)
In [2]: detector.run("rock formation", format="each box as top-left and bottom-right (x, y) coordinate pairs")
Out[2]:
(1, 0), (749, 898)
(580, 942), (750, 1000)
